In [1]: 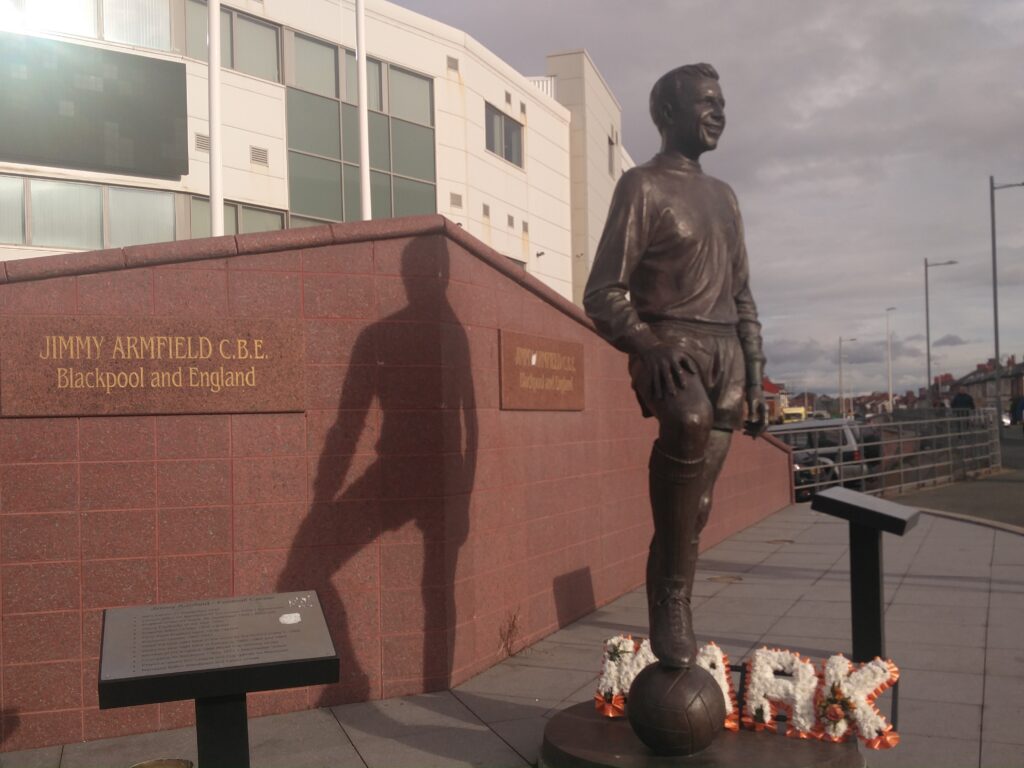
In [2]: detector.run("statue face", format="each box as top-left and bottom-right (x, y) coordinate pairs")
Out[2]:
(662, 76), (725, 158)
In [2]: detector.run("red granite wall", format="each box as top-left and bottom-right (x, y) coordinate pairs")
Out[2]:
(0, 216), (792, 751)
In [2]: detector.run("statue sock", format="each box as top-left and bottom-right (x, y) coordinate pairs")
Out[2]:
(647, 440), (706, 667)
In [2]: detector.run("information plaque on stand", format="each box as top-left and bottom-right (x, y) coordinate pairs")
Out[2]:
(99, 591), (339, 768)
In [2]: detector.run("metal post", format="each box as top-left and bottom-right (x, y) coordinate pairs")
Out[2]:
(990, 176), (1000, 428)
(356, 0), (371, 220)
(849, 523), (885, 662)
(838, 337), (843, 419)
(924, 258), (931, 401)
(196, 694), (250, 768)
(209, 0), (223, 236)
(886, 307), (896, 412)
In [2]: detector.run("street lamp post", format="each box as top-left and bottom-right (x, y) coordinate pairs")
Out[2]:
(924, 258), (957, 403)
(990, 176), (1024, 426)
(885, 307), (896, 412)
(839, 336), (856, 418)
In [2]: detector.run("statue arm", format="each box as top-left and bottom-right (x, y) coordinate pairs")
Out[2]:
(583, 171), (661, 355)
(731, 196), (767, 435)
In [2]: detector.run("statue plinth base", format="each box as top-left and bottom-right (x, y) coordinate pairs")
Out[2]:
(540, 702), (865, 768)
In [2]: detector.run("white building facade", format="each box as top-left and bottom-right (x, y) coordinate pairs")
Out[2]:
(0, 0), (629, 302)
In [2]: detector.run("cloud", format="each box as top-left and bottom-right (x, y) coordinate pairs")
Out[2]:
(933, 334), (968, 347)
(391, 0), (1024, 390)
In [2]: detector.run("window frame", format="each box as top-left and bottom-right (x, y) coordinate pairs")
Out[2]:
(484, 102), (524, 169)
(183, 1), (283, 84)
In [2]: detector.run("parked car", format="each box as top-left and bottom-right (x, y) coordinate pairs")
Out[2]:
(792, 453), (838, 501)
(768, 418), (867, 492)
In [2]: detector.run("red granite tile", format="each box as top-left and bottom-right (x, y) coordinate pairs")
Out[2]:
(81, 661), (100, 708)
(304, 365), (376, 410)
(374, 275), (444, 323)
(3, 611), (80, 663)
(79, 461), (156, 511)
(82, 609), (103, 656)
(232, 456), (306, 504)
(1, 513), (79, 563)
(158, 506), (230, 555)
(158, 554), (231, 602)
(159, 700), (195, 729)
(227, 270), (302, 318)
(231, 413), (306, 457)
(1, 710), (82, 752)
(447, 280), (498, 327)
(77, 268), (154, 316)
(304, 320), (370, 365)
(311, 677), (381, 706)
(373, 235), (443, 277)
(381, 630), (448, 680)
(156, 459), (231, 507)
(227, 249), (302, 272)
(0, 276), (77, 315)
(375, 323), (441, 366)
(307, 452), (379, 500)
(379, 497), (445, 542)
(155, 414), (230, 459)
(380, 540), (453, 591)
(380, 587), (451, 634)
(247, 545), (378, 596)
(305, 408), (379, 457)
(372, 410), (444, 455)
(301, 241), (374, 274)
(79, 417), (154, 461)
(232, 550), (287, 595)
(153, 269), (228, 317)
(247, 688), (309, 718)
(82, 703), (160, 741)
(381, 453), (445, 499)
(82, 558), (157, 608)
(378, 367), (443, 410)
(81, 510), (156, 559)
(2, 562), (80, 613)
(302, 274), (374, 319)
(0, 463), (77, 513)
(321, 588), (380, 637)
(0, 418), (77, 463)
(235, 499), (378, 551)
(3, 660), (82, 711)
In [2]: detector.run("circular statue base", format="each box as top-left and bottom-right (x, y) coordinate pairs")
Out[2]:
(540, 702), (865, 768)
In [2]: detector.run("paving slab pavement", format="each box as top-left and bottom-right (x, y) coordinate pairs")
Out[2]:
(2, 500), (1020, 768)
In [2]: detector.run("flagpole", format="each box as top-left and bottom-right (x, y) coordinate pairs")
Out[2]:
(209, 0), (224, 236)
(355, 0), (371, 220)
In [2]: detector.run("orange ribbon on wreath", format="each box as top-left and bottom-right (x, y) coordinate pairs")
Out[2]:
(594, 692), (626, 718)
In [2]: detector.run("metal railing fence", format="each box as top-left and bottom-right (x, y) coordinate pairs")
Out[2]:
(773, 409), (1001, 500)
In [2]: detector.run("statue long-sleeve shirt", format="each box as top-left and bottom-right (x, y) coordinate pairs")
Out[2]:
(583, 152), (764, 367)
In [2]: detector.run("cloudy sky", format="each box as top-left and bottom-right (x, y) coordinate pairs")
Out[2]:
(393, 0), (1024, 397)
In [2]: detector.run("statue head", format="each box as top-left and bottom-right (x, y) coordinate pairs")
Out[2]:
(649, 63), (724, 160)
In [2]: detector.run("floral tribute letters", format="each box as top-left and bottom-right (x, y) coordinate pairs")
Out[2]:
(595, 636), (900, 750)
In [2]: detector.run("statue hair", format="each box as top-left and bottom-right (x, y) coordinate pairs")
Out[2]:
(649, 63), (720, 132)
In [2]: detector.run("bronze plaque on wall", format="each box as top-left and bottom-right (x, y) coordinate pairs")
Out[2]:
(0, 317), (304, 416)
(499, 330), (584, 411)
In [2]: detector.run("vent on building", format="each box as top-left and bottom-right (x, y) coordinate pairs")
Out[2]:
(522, 220), (529, 234)
(520, 102), (526, 115)
(450, 192), (463, 209)
(250, 145), (269, 166)
(505, 90), (512, 105)
(507, 214), (514, 228)
(195, 133), (211, 153)
(482, 203), (490, 218)
(446, 55), (459, 71)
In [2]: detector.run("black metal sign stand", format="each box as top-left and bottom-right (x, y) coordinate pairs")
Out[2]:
(98, 591), (339, 768)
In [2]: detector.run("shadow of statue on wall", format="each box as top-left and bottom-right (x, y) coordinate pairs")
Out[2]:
(278, 235), (477, 706)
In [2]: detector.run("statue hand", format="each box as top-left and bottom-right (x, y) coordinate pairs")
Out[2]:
(638, 343), (692, 400)
(743, 386), (767, 438)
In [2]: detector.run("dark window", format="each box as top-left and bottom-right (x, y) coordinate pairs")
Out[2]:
(0, 31), (187, 179)
(485, 103), (523, 167)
